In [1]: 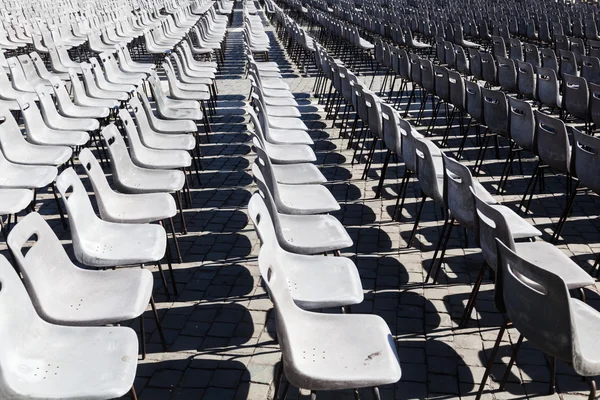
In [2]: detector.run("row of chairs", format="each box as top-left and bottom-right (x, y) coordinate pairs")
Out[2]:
(244, 9), (401, 398)
(278, 4), (600, 399)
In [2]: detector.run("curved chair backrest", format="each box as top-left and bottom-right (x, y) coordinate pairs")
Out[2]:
(534, 110), (571, 174)
(363, 90), (382, 138)
(78, 147), (117, 220)
(581, 55), (600, 86)
(516, 60), (536, 100)
(481, 52), (498, 86)
(6, 212), (79, 319)
(465, 80), (483, 124)
(590, 82), (600, 128)
(409, 53), (421, 85)
(55, 167), (99, 250)
(537, 67), (561, 110)
(442, 153), (477, 231)
(496, 239), (573, 365)
(524, 43), (540, 68)
(396, 48), (410, 79)
(559, 50), (578, 78)
(468, 48), (482, 80)
(419, 58), (434, 93)
(562, 73), (590, 122)
(540, 48), (558, 73)
(448, 70), (465, 112)
(491, 35), (506, 58)
(380, 102), (401, 155)
(507, 38), (523, 61)
(414, 137), (443, 204)
(455, 45), (470, 76)
(433, 65), (449, 103)
(399, 119), (421, 172)
(572, 126), (600, 195)
(497, 55), (517, 92)
(100, 123), (138, 186)
(253, 141), (286, 212)
(482, 87), (508, 136)
(7, 56), (35, 93)
(472, 188), (515, 271)
(508, 97), (535, 151)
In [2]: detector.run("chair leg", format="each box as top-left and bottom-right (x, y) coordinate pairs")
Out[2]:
(426, 214), (450, 283)
(586, 377), (597, 400)
(139, 314), (146, 360)
(407, 195), (427, 248)
(499, 334), (524, 390)
(168, 217), (183, 263)
(175, 192), (188, 235)
(518, 160), (541, 212)
(394, 170), (412, 222)
(374, 149), (392, 199)
(164, 249), (178, 296)
(361, 137), (379, 180)
(310, 390), (317, 400)
(459, 262), (487, 328)
(150, 296), (168, 352)
(130, 385), (138, 400)
(373, 387), (381, 400)
(551, 181), (580, 243)
(156, 261), (170, 298)
(433, 218), (456, 284)
(475, 320), (509, 400)
(51, 183), (69, 230)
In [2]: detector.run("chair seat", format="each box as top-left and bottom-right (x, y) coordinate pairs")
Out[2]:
(267, 128), (314, 145)
(262, 87), (295, 98)
(6, 323), (138, 399)
(141, 130), (196, 151)
(32, 268), (153, 325)
(266, 115), (309, 131)
(570, 299), (600, 376)
(3, 142), (72, 167)
(276, 182), (340, 214)
(150, 117), (197, 133)
(257, 139), (316, 164)
(159, 105), (203, 120)
(264, 104), (302, 118)
(261, 78), (290, 91)
(490, 204), (542, 239)
(272, 163), (327, 185)
(278, 213), (352, 254)
(116, 168), (185, 194)
(265, 244), (363, 309)
(514, 242), (595, 289)
(0, 188), (33, 214)
(0, 162), (57, 189)
(76, 220), (166, 267)
(282, 313), (401, 390)
(261, 95), (299, 107)
(100, 191), (177, 223)
(359, 38), (375, 50)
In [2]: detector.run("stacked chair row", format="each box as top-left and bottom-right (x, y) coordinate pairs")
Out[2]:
(245, 6), (401, 399)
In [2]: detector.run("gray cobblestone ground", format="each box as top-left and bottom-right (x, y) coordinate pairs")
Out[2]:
(3, 3), (600, 400)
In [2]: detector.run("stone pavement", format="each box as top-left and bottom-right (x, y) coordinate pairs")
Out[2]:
(3, 3), (600, 400)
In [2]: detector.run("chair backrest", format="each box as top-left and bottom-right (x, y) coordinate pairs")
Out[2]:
(496, 239), (573, 364)
(508, 96), (535, 151)
(6, 211), (81, 319)
(380, 102), (401, 155)
(100, 123), (138, 186)
(399, 119), (421, 172)
(442, 153), (477, 231)
(590, 82), (600, 128)
(448, 70), (465, 112)
(559, 50), (578, 78)
(482, 87), (508, 136)
(581, 55), (600, 85)
(409, 53), (421, 84)
(78, 147), (117, 220)
(524, 43), (540, 68)
(571, 126), (600, 194)
(537, 67), (561, 110)
(563, 73), (590, 122)
(497, 55), (517, 92)
(507, 38), (523, 61)
(0, 252), (41, 366)
(433, 65), (450, 102)
(472, 188), (515, 271)
(491, 35), (506, 58)
(534, 110), (571, 174)
(363, 90), (382, 138)
(414, 137), (443, 203)
(55, 167), (100, 246)
(468, 48), (482, 80)
(481, 52), (498, 85)
(455, 45), (470, 75)
(540, 48), (558, 73)
(516, 60), (536, 100)
(465, 80), (483, 124)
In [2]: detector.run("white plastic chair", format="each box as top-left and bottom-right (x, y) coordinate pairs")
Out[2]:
(7, 212), (167, 359)
(0, 254), (139, 399)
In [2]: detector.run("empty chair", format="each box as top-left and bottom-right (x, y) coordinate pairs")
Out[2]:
(248, 192), (363, 310)
(524, 43), (540, 69)
(0, 254), (139, 399)
(537, 67), (562, 110)
(253, 180), (352, 255)
(477, 237), (598, 399)
(541, 48), (559, 73)
(497, 56), (517, 92)
(562, 74), (590, 128)
(480, 52), (498, 86)
(516, 60), (536, 100)
(507, 38), (523, 61)
(559, 50), (578, 78)
(581, 55), (600, 85)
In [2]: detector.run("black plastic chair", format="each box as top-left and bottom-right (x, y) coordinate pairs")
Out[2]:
(524, 43), (540, 69)
(581, 55), (600, 85)
(559, 50), (578, 78)
(563, 73), (590, 129)
(474, 88), (508, 175)
(537, 66), (562, 111)
(497, 55), (517, 93)
(480, 52), (498, 87)
(507, 38), (523, 62)
(516, 60), (536, 100)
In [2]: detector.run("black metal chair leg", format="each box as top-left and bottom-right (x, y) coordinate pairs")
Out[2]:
(433, 218), (456, 284)
(374, 149), (392, 199)
(459, 262), (487, 328)
(139, 314), (146, 360)
(150, 296), (168, 352)
(425, 214), (450, 283)
(499, 334), (524, 390)
(407, 195), (427, 248)
(475, 320), (509, 400)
